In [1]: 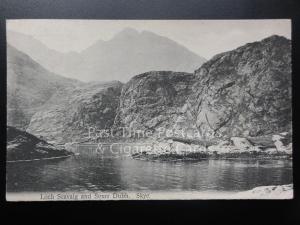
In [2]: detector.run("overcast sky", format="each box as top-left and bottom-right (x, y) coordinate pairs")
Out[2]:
(7, 19), (291, 59)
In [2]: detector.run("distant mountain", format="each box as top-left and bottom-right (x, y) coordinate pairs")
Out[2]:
(7, 30), (81, 79)
(7, 43), (124, 143)
(7, 28), (206, 82)
(7, 44), (81, 129)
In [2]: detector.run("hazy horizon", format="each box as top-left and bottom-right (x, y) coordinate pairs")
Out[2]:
(7, 19), (291, 59)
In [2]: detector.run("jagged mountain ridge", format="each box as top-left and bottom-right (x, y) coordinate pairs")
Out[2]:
(7, 28), (206, 82)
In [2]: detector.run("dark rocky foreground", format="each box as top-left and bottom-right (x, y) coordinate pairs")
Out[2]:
(7, 126), (72, 162)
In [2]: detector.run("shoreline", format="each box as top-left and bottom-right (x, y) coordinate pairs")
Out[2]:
(131, 153), (292, 162)
(7, 154), (73, 163)
(131, 156), (293, 162)
(130, 134), (292, 162)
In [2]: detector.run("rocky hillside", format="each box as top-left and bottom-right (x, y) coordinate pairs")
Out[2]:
(7, 44), (80, 129)
(9, 35), (292, 146)
(115, 35), (291, 141)
(7, 126), (72, 161)
(7, 29), (206, 82)
(182, 35), (292, 139)
(114, 71), (196, 133)
(27, 81), (123, 144)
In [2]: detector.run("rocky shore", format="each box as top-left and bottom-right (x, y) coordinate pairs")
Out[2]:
(131, 132), (292, 161)
(7, 126), (73, 162)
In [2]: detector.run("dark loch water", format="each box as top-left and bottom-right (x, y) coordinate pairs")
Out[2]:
(6, 145), (293, 192)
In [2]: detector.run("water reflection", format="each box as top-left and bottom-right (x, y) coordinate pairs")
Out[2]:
(7, 146), (293, 192)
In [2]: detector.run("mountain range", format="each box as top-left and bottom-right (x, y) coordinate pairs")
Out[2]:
(7, 34), (292, 145)
(7, 28), (206, 82)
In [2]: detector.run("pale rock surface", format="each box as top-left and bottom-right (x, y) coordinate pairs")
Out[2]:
(272, 132), (293, 153)
(236, 184), (293, 199)
(230, 137), (252, 150)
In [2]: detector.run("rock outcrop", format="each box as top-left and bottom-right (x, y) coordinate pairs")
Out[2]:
(7, 126), (72, 161)
(183, 35), (291, 139)
(27, 81), (123, 144)
(114, 71), (196, 134)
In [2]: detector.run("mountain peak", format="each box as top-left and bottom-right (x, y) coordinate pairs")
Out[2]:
(202, 34), (290, 69)
(9, 28), (205, 82)
(116, 27), (139, 37)
(140, 30), (156, 35)
(261, 34), (290, 43)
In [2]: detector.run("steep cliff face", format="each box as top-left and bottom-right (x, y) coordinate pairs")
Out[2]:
(183, 35), (291, 139)
(27, 81), (123, 143)
(114, 71), (196, 133)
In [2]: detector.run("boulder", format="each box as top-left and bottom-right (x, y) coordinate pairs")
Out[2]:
(230, 137), (253, 150)
(272, 132), (292, 153)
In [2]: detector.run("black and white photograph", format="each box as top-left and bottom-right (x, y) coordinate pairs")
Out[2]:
(6, 19), (293, 200)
